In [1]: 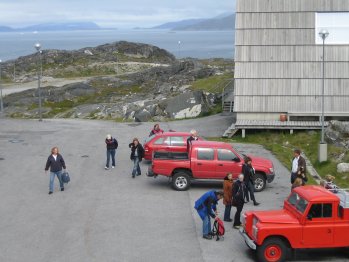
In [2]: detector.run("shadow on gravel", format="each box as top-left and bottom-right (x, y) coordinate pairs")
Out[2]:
(293, 248), (349, 261)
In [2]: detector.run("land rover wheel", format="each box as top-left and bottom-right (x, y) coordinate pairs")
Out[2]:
(172, 172), (191, 191)
(257, 238), (288, 262)
(253, 173), (266, 192)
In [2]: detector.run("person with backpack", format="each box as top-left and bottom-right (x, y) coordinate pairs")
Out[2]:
(194, 190), (224, 240)
(105, 134), (118, 170)
(232, 174), (247, 229)
(223, 173), (234, 222)
(149, 124), (164, 137)
(129, 138), (145, 178)
(242, 157), (260, 206)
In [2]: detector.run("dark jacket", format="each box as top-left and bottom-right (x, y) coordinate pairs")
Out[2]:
(149, 129), (163, 137)
(291, 156), (307, 184)
(232, 180), (246, 205)
(105, 138), (118, 150)
(242, 163), (255, 184)
(45, 154), (66, 172)
(194, 190), (218, 220)
(186, 136), (198, 151)
(129, 143), (145, 161)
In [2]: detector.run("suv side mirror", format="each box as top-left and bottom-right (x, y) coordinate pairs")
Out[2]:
(233, 157), (241, 162)
(307, 214), (312, 221)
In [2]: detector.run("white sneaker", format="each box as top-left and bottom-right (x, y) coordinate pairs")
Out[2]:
(112, 166), (115, 169)
(105, 166), (109, 170)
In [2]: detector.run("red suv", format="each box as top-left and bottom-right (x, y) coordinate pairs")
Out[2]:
(143, 132), (203, 160)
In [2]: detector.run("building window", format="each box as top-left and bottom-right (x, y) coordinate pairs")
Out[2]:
(316, 12), (349, 44)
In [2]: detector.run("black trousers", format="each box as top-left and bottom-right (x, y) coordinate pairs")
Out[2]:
(245, 181), (256, 202)
(233, 202), (244, 226)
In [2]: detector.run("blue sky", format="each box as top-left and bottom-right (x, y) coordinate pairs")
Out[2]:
(0, 0), (236, 28)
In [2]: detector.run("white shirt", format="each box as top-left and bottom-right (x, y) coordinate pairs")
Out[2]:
(52, 154), (57, 161)
(292, 156), (299, 173)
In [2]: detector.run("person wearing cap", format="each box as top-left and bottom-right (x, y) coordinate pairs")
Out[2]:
(105, 134), (118, 170)
(194, 190), (224, 240)
(242, 156), (260, 206)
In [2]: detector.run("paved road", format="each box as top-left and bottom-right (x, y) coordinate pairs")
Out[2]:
(0, 117), (348, 262)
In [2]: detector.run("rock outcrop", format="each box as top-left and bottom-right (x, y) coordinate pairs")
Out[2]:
(337, 163), (349, 173)
(325, 121), (349, 149)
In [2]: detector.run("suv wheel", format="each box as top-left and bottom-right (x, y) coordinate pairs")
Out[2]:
(172, 172), (191, 191)
(253, 173), (266, 192)
(257, 237), (289, 262)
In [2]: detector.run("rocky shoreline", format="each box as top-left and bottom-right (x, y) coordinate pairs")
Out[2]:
(2, 41), (233, 122)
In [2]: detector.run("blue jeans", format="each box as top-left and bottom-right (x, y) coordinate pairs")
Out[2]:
(203, 214), (211, 236)
(49, 170), (63, 192)
(132, 158), (141, 177)
(106, 149), (116, 167)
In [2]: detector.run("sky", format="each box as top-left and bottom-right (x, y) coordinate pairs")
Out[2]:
(0, 0), (236, 28)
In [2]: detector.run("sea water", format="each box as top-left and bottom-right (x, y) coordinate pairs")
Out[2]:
(0, 29), (234, 61)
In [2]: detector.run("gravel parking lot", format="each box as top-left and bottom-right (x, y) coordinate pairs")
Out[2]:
(0, 116), (347, 262)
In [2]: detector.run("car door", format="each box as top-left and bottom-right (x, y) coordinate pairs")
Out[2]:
(216, 148), (243, 179)
(191, 148), (216, 178)
(169, 136), (187, 152)
(302, 203), (334, 247)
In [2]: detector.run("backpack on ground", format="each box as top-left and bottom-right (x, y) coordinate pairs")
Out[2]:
(212, 218), (225, 241)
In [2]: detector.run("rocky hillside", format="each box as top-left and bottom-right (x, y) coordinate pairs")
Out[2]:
(2, 42), (233, 122)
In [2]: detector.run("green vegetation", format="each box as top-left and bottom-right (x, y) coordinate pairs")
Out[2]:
(210, 130), (349, 187)
(191, 72), (233, 93)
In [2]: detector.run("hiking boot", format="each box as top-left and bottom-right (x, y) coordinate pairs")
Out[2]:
(49, 191), (53, 195)
(253, 202), (260, 206)
(61, 188), (64, 191)
(203, 235), (212, 240)
(224, 219), (233, 222)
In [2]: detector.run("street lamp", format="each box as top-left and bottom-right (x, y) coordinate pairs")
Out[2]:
(318, 29), (329, 162)
(34, 43), (43, 121)
(0, 59), (3, 113)
(178, 40), (181, 59)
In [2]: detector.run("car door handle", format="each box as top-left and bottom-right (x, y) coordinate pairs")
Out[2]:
(327, 229), (332, 234)
(218, 164), (223, 166)
(197, 163), (202, 166)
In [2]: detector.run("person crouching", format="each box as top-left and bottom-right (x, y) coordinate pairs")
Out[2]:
(194, 190), (224, 240)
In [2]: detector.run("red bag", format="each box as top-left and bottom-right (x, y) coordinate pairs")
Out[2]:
(212, 218), (225, 241)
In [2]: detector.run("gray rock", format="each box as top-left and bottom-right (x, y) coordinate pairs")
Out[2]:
(325, 121), (349, 149)
(134, 109), (152, 122)
(337, 163), (349, 173)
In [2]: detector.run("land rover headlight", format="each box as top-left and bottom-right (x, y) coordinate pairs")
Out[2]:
(269, 167), (274, 173)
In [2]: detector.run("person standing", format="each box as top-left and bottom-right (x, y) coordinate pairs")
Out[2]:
(45, 147), (66, 195)
(232, 174), (247, 229)
(194, 190), (224, 240)
(223, 173), (234, 222)
(242, 157), (260, 206)
(187, 129), (199, 151)
(129, 138), (145, 178)
(149, 124), (164, 137)
(105, 134), (118, 170)
(290, 149), (307, 185)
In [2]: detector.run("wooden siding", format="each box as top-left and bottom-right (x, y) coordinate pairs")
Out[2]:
(234, 0), (349, 118)
(237, 0), (349, 13)
(235, 46), (349, 62)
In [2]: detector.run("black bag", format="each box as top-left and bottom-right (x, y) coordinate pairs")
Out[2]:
(62, 171), (70, 183)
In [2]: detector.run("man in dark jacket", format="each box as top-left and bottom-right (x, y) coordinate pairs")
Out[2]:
(232, 174), (247, 229)
(129, 138), (145, 178)
(194, 190), (224, 240)
(242, 157), (260, 206)
(105, 134), (118, 170)
(290, 149), (307, 185)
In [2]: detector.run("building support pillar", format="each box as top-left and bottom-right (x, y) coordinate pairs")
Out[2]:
(242, 129), (246, 138)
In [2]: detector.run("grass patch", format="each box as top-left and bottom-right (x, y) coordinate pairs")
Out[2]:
(191, 72), (233, 93)
(209, 130), (349, 187)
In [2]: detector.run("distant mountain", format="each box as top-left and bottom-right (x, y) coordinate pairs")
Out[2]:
(152, 19), (206, 30)
(151, 13), (235, 31)
(0, 22), (101, 32)
(174, 14), (235, 31)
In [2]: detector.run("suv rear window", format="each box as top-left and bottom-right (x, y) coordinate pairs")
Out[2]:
(197, 148), (214, 160)
(170, 136), (185, 146)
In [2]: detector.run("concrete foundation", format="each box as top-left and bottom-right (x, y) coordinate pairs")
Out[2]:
(318, 143), (328, 162)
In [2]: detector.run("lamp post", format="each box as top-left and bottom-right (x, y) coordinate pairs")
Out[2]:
(34, 43), (43, 121)
(0, 59), (3, 113)
(178, 40), (181, 59)
(318, 29), (329, 162)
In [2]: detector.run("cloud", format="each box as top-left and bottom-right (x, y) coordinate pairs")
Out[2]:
(0, 0), (235, 28)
